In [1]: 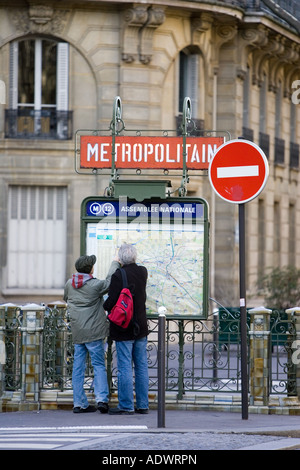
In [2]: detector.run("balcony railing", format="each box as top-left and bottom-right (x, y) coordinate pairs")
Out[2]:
(259, 132), (270, 159)
(274, 137), (285, 165)
(290, 141), (299, 169)
(5, 108), (73, 140)
(242, 126), (254, 141)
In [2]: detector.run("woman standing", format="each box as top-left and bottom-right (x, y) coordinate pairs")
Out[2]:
(104, 243), (149, 415)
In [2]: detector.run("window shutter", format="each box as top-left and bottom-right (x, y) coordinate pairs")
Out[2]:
(56, 43), (69, 111)
(7, 186), (67, 290)
(9, 41), (18, 109)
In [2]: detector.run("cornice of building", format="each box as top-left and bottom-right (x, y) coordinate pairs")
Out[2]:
(1, 0), (299, 44)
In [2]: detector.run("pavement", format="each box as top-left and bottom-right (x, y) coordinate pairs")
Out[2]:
(0, 407), (300, 450)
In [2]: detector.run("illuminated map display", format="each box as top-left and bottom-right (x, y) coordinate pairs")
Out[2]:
(82, 198), (209, 318)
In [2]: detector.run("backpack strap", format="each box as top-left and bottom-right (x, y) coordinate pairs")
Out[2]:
(120, 268), (128, 289)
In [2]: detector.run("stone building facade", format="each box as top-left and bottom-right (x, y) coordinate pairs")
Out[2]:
(0, 0), (299, 307)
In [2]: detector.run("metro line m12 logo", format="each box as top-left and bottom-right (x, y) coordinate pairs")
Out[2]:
(88, 202), (115, 216)
(80, 135), (224, 170)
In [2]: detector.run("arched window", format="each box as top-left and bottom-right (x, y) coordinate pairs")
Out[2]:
(6, 38), (71, 139)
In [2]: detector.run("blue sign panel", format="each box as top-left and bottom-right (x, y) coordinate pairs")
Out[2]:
(85, 199), (205, 221)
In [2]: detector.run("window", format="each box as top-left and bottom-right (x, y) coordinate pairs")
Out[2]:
(242, 65), (254, 140)
(275, 81), (282, 137)
(289, 98), (299, 168)
(179, 50), (202, 119)
(259, 73), (270, 158)
(274, 81), (285, 164)
(7, 186), (67, 290)
(259, 73), (267, 133)
(177, 49), (204, 132)
(243, 66), (250, 129)
(6, 38), (72, 139)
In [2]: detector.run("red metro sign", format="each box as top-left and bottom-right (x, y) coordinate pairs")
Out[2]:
(80, 135), (224, 170)
(208, 139), (269, 204)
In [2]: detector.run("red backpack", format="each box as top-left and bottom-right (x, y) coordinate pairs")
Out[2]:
(108, 269), (133, 329)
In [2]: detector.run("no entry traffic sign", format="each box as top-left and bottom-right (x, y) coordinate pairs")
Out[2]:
(208, 139), (269, 204)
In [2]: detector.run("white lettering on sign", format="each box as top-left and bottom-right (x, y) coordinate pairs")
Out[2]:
(217, 165), (259, 178)
(80, 136), (225, 170)
(87, 143), (110, 162)
(113, 143), (219, 164)
(87, 143), (98, 161)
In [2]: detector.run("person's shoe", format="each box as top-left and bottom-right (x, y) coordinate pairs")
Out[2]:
(135, 408), (149, 414)
(73, 405), (97, 413)
(98, 402), (109, 414)
(108, 407), (134, 415)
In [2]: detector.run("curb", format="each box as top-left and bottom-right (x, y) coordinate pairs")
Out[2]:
(238, 437), (300, 450)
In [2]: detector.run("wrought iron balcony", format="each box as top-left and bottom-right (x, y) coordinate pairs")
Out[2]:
(5, 108), (73, 140)
(219, 1), (300, 31)
(259, 132), (270, 159)
(274, 137), (285, 165)
(242, 126), (254, 141)
(290, 141), (299, 169)
(222, 0), (299, 20)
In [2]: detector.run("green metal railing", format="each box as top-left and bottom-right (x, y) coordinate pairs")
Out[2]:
(0, 304), (297, 400)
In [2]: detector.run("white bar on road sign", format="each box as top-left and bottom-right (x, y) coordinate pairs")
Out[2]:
(217, 165), (259, 178)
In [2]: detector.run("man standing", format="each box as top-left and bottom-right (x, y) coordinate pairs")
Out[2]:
(104, 243), (149, 415)
(64, 254), (120, 413)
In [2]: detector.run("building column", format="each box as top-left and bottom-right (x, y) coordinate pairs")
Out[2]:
(249, 306), (272, 406)
(20, 303), (45, 407)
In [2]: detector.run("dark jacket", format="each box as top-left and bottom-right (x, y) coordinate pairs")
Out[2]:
(103, 263), (148, 341)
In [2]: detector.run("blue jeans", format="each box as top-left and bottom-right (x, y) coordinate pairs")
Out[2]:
(72, 340), (109, 408)
(115, 337), (149, 411)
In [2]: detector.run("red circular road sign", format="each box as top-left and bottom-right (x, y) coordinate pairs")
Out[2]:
(208, 139), (269, 204)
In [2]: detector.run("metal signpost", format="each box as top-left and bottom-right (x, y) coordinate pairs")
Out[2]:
(208, 139), (269, 420)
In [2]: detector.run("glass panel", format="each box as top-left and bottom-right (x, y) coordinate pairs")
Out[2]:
(17, 39), (57, 107)
(18, 40), (35, 105)
(42, 40), (57, 106)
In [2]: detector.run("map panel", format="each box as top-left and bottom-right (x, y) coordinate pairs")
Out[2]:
(86, 221), (205, 316)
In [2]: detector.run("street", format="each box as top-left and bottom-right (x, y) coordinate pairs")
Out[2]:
(0, 408), (300, 451)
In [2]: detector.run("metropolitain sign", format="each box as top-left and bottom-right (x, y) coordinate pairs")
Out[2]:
(80, 135), (224, 170)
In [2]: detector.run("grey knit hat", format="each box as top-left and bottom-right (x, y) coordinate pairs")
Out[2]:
(75, 255), (96, 274)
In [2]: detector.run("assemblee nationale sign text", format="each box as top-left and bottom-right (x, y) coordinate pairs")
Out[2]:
(80, 135), (224, 170)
